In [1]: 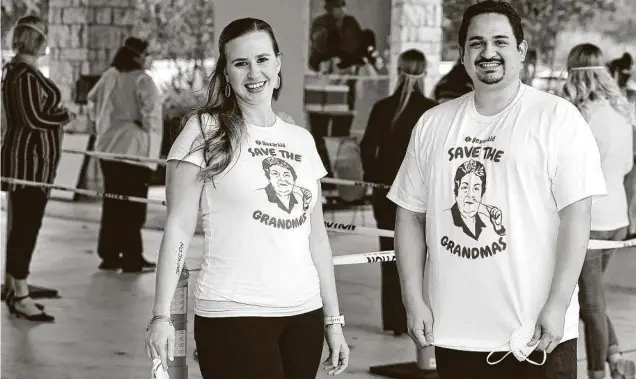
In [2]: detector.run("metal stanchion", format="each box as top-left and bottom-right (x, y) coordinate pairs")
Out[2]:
(168, 265), (189, 379)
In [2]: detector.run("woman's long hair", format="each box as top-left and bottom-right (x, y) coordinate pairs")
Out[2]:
(184, 18), (281, 183)
(562, 43), (634, 123)
(391, 49), (427, 125)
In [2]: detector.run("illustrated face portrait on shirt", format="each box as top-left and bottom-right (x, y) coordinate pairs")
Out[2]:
(450, 159), (506, 241)
(260, 157), (312, 215)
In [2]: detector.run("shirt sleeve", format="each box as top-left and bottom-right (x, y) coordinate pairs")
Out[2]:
(167, 114), (208, 168)
(135, 73), (163, 134)
(387, 116), (430, 213)
(550, 103), (607, 211)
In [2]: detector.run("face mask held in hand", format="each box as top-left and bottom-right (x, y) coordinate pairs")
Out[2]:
(486, 324), (547, 366)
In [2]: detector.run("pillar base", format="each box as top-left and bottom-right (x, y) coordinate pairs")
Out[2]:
(369, 362), (439, 379)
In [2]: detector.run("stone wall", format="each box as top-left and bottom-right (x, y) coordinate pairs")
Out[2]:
(389, 0), (443, 97)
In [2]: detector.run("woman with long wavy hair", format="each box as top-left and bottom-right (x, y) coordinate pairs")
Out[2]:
(360, 49), (437, 336)
(143, 18), (349, 379)
(562, 43), (636, 379)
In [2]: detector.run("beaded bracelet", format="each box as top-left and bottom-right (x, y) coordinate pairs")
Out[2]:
(147, 315), (174, 331)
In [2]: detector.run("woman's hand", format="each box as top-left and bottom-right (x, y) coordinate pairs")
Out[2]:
(144, 318), (175, 373)
(323, 324), (350, 376)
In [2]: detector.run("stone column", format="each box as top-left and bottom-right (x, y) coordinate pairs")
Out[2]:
(48, 0), (138, 191)
(389, 0), (443, 98)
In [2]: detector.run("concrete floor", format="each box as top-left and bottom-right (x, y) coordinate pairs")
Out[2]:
(1, 191), (635, 379)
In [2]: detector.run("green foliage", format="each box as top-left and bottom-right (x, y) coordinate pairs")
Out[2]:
(1, 0), (47, 48)
(442, 0), (617, 64)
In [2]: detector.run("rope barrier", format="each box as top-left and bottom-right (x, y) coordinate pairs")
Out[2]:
(3, 176), (635, 252)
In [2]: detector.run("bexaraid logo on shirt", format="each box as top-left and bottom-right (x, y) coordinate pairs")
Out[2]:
(440, 135), (508, 260)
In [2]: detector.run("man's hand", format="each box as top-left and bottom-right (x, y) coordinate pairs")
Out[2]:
(406, 300), (434, 348)
(528, 302), (567, 354)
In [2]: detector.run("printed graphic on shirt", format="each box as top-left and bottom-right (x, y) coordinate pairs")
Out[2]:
(440, 140), (508, 259)
(248, 140), (311, 230)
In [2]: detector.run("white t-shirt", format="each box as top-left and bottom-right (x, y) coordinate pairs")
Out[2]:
(388, 84), (607, 352)
(585, 99), (633, 231)
(167, 114), (327, 317)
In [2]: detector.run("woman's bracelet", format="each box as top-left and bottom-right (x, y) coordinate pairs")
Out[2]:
(147, 315), (174, 331)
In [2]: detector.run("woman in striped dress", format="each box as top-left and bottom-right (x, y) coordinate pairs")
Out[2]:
(1, 15), (71, 322)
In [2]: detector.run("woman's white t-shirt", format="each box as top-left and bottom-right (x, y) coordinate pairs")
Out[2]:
(167, 114), (327, 317)
(585, 99), (633, 231)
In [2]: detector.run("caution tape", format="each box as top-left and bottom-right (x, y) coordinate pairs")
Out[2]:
(333, 250), (396, 265)
(63, 148), (166, 166)
(62, 149), (392, 190)
(4, 176), (635, 252)
(325, 221), (394, 237)
(0, 177), (166, 206)
(321, 177), (391, 190)
(305, 73), (391, 81)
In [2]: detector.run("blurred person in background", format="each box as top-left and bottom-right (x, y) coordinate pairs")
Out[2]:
(360, 49), (437, 336)
(1, 15), (72, 322)
(87, 36), (163, 273)
(609, 53), (636, 241)
(562, 43), (636, 379)
(432, 58), (474, 103)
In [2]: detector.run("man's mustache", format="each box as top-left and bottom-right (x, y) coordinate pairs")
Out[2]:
(475, 57), (503, 65)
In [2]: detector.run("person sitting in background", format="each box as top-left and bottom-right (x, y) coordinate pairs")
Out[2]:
(87, 36), (163, 273)
(1, 15), (72, 323)
(360, 49), (437, 336)
(562, 43), (636, 379)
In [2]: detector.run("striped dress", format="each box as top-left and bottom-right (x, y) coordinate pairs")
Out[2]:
(1, 61), (69, 192)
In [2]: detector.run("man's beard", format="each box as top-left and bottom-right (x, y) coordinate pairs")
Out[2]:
(475, 58), (506, 85)
(477, 66), (506, 84)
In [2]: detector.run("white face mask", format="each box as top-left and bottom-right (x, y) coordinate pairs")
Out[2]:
(150, 358), (170, 379)
(486, 324), (547, 366)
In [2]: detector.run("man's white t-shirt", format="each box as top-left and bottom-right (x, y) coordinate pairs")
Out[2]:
(388, 84), (607, 352)
(585, 99), (633, 231)
(167, 114), (327, 317)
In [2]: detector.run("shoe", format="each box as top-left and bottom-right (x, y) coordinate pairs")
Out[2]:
(98, 259), (122, 271)
(7, 293), (55, 322)
(4, 290), (44, 311)
(611, 357), (636, 379)
(122, 258), (157, 273)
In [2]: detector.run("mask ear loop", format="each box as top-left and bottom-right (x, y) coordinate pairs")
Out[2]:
(487, 350), (512, 365)
(524, 350), (547, 366)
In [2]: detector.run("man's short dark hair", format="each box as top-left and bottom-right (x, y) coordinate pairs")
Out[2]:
(458, 1), (524, 51)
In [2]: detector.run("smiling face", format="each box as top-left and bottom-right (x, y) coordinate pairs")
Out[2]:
(462, 13), (526, 90)
(224, 30), (281, 107)
(268, 164), (294, 196)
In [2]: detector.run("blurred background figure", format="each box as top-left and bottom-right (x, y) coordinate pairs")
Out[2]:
(87, 36), (163, 273)
(1, 15), (72, 322)
(307, 0), (383, 177)
(431, 58), (473, 103)
(521, 49), (538, 85)
(272, 74), (295, 124)
(562, 43), (636, 379)
(360, 49), (437, 336)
